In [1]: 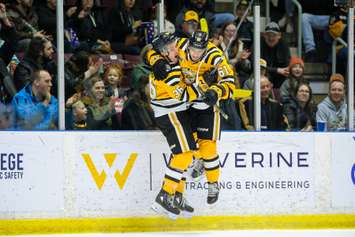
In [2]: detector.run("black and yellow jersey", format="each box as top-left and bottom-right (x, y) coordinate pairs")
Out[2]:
(176, 38), (236, 109)
(147, 38), (237, 110)
(149, 64), (202, 117)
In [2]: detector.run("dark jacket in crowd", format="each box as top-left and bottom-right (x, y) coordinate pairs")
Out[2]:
(86, 99), (117, 130)
(234, 17), (253, 48)
(71, 7), (108, 48)
(107, 2), (142, 54)
(64, 51), (90, 100)
(7, 3), (39, 40)
(0, 24), (18, 104)
(261, 38), (290, 88)
(37, 4), (57, 40)
(299, 0), (336, 15)
(220, 99), (242, 130)
(121, 91), (156, 130)
(283, 97), (316, 131)
(0, 24), (18, 65)
(241, 97), (287, 130)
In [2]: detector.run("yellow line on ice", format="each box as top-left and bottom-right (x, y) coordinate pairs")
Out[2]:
(1, 214), (355, 235)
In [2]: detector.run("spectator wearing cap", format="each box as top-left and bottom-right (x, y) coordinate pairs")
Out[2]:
(242, 58), (268, 90)
(233, 0), (253, 49)
(280, 56), (307, 103)
(261, 22), (291, 89)
(151, 4), (175, 37)
(316, 73), (347, 131)
(175, 0), (235, 34)
(175, 10), (200, 38)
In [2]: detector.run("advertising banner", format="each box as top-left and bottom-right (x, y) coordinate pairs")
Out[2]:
(73, 132), (165, 216)
(74, 132), (315, 216)
(159, 132), (315, 215)
(331, 133), (355, 207)
(0, 132), (64, 213)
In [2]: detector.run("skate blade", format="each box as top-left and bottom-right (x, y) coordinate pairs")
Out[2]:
(207, 198), (219, 207)
(151, 203), (179, 220)
(207, 193), (219, 207)
(207, 201), (218, 207)
(179, 210), (193, 219)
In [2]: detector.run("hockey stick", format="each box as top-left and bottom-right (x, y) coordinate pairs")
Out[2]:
(202, 0), (253, 86)
(195, 82), (229, 120)
(224, 0), (254, 56)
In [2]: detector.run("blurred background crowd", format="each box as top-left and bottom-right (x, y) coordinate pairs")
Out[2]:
(0, 0), (353, 131)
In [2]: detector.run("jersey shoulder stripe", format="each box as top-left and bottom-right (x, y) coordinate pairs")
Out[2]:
(177, 38), (189, 50)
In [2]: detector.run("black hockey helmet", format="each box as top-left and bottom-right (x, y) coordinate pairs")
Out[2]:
(152, 32), (177, 54)
(189, 30), (209, 50)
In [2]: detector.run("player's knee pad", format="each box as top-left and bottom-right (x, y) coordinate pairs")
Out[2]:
(170, 151), (194, 172)
(198, 139), (217, 159)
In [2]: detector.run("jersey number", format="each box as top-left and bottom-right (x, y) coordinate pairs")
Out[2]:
(218, 65), (229, 78)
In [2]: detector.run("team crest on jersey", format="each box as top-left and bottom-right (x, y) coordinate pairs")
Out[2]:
(182, 67), (196, 85)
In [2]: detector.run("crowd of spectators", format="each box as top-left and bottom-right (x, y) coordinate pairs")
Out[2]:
(0, 0), (353, 131)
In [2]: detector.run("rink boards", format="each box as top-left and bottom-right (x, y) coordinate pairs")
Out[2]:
(0, 131), (354, 235)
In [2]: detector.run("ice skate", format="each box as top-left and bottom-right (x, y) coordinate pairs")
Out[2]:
(174, 192), (194, 218)
(207, 182), (220, 205)
(151, 189), (180, 220)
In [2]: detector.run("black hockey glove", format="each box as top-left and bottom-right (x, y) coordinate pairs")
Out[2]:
(152, 59), (171, 80)
(202, 70), (218, 86)
(203, 89), (218, 106)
